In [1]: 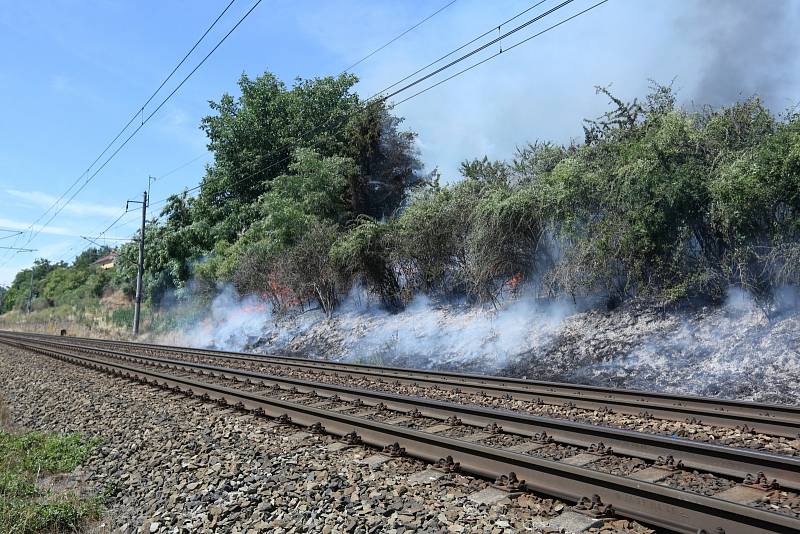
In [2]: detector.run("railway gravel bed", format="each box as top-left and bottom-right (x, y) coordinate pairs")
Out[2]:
(754, 489), (800, 518)
(30, 334), (800, 436)
(64, 352), (786, 503)
(34, 344), (800, 490)
(83, 342), (800, 457)
(0, 345), (655, 533)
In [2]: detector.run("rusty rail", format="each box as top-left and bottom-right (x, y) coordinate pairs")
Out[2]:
(2, 333), (800, 534)
(9, 332), (800, 491)
(7, 330), (800, 437)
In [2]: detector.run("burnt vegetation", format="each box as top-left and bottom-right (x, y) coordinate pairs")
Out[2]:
(2, 74), (798, 318)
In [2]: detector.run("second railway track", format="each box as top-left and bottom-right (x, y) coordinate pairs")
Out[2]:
(10, 330), (800, 438)
(2, 331), (800, 533)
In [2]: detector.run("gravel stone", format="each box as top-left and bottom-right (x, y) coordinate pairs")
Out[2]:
(1, 345), (635, 533)
(106, 341), (799, 457)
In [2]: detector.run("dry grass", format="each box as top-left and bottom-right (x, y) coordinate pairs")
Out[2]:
(0, 312), (132, 341)
(0, 394), (8, 429)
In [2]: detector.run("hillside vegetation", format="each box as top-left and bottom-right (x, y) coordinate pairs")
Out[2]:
(1, 74), (798, 326)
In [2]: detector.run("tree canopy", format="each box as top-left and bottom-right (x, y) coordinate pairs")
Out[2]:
(3, 75), (798, 320)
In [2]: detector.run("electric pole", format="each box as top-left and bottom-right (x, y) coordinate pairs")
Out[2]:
(27, 268), (34, 313)
(127, 191), (147, 335)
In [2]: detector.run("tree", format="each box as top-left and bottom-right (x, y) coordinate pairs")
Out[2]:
(0, 259), (61, 312)
(141, 70), (422, 305)
(345, 102), (425, 219)
(192, 72), (361, 244)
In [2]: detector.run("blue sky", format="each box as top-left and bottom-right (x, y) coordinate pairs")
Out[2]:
(0, 0), (797, 285)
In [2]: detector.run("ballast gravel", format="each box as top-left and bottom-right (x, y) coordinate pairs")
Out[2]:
(111, 346), (800, 457)
(0, 345), (653, 534)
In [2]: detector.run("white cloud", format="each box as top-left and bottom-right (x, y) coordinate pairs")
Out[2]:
(0, 265), (22, 287)
(5, 189), (120, 217)
(154, 104), (207, 152)
(0, 217), (78, 237)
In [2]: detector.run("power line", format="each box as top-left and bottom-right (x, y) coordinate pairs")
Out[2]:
(393, 0), (610, 106)
(0, 230), (24, 240)
(373, 0), (550, 97)
(158, 153), (209, 180)
(18, 0), (263, 251)
(54, 149), (208, 263)
(56, 209), (137, 263)
(382, 0), (577, 101)
(0, 246), (36, 252)
(158, 0), (583, 203)
(81, 235), (130, 246)
(95, 210), (137, 241)
(16, 0), (240, 247)
(339, 0), (460, 74)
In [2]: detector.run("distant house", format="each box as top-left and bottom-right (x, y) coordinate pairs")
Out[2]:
(93, 252), (119, 270)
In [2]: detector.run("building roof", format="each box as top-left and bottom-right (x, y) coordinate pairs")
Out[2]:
(93, 252), (119, 265)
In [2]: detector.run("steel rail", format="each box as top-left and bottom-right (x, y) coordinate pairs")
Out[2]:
(6, 331), (800, 437)
(1, 336), (797, 534)
(7, 333), (800, 493)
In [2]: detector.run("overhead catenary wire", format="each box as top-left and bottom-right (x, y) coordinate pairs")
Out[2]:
(372, 0), (550, 97)
(41, 149), (211, 267)
(16, 0), (263, 253)
(54, 210), (136, 262)
(158, 153), (209, 180)
(155, 0), (589, 205)
(55, 148), (211, 263)
(0, 230), (24, 240)
(339, 0), (460, 74)
(0, 246), (36, 252)
(14, 0), (240, 249)
(381, 0), (577, 101)
(81, 236), (131, 242)
(392, 0), (610, 106)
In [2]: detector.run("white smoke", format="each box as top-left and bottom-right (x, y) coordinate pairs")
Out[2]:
(561, 287), (800, 403)
(167, 284), (577, 372)
(163, 284), (800, 403)
(331, 289), (577, 370)
(175, 286), (276, 352)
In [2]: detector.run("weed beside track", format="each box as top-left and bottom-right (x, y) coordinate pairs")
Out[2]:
(0, 429), (102, 533)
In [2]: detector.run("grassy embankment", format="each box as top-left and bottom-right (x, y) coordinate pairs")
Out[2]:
(0, 290), (209, 344)
(0, 291), (136, 340)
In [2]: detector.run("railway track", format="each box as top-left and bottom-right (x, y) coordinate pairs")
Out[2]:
(11, 331), (800, 437)
(2, 331), (799, 533)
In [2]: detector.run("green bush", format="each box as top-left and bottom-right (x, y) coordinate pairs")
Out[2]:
(331, 217), (401, 310)
(109, 307), (134, 328)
